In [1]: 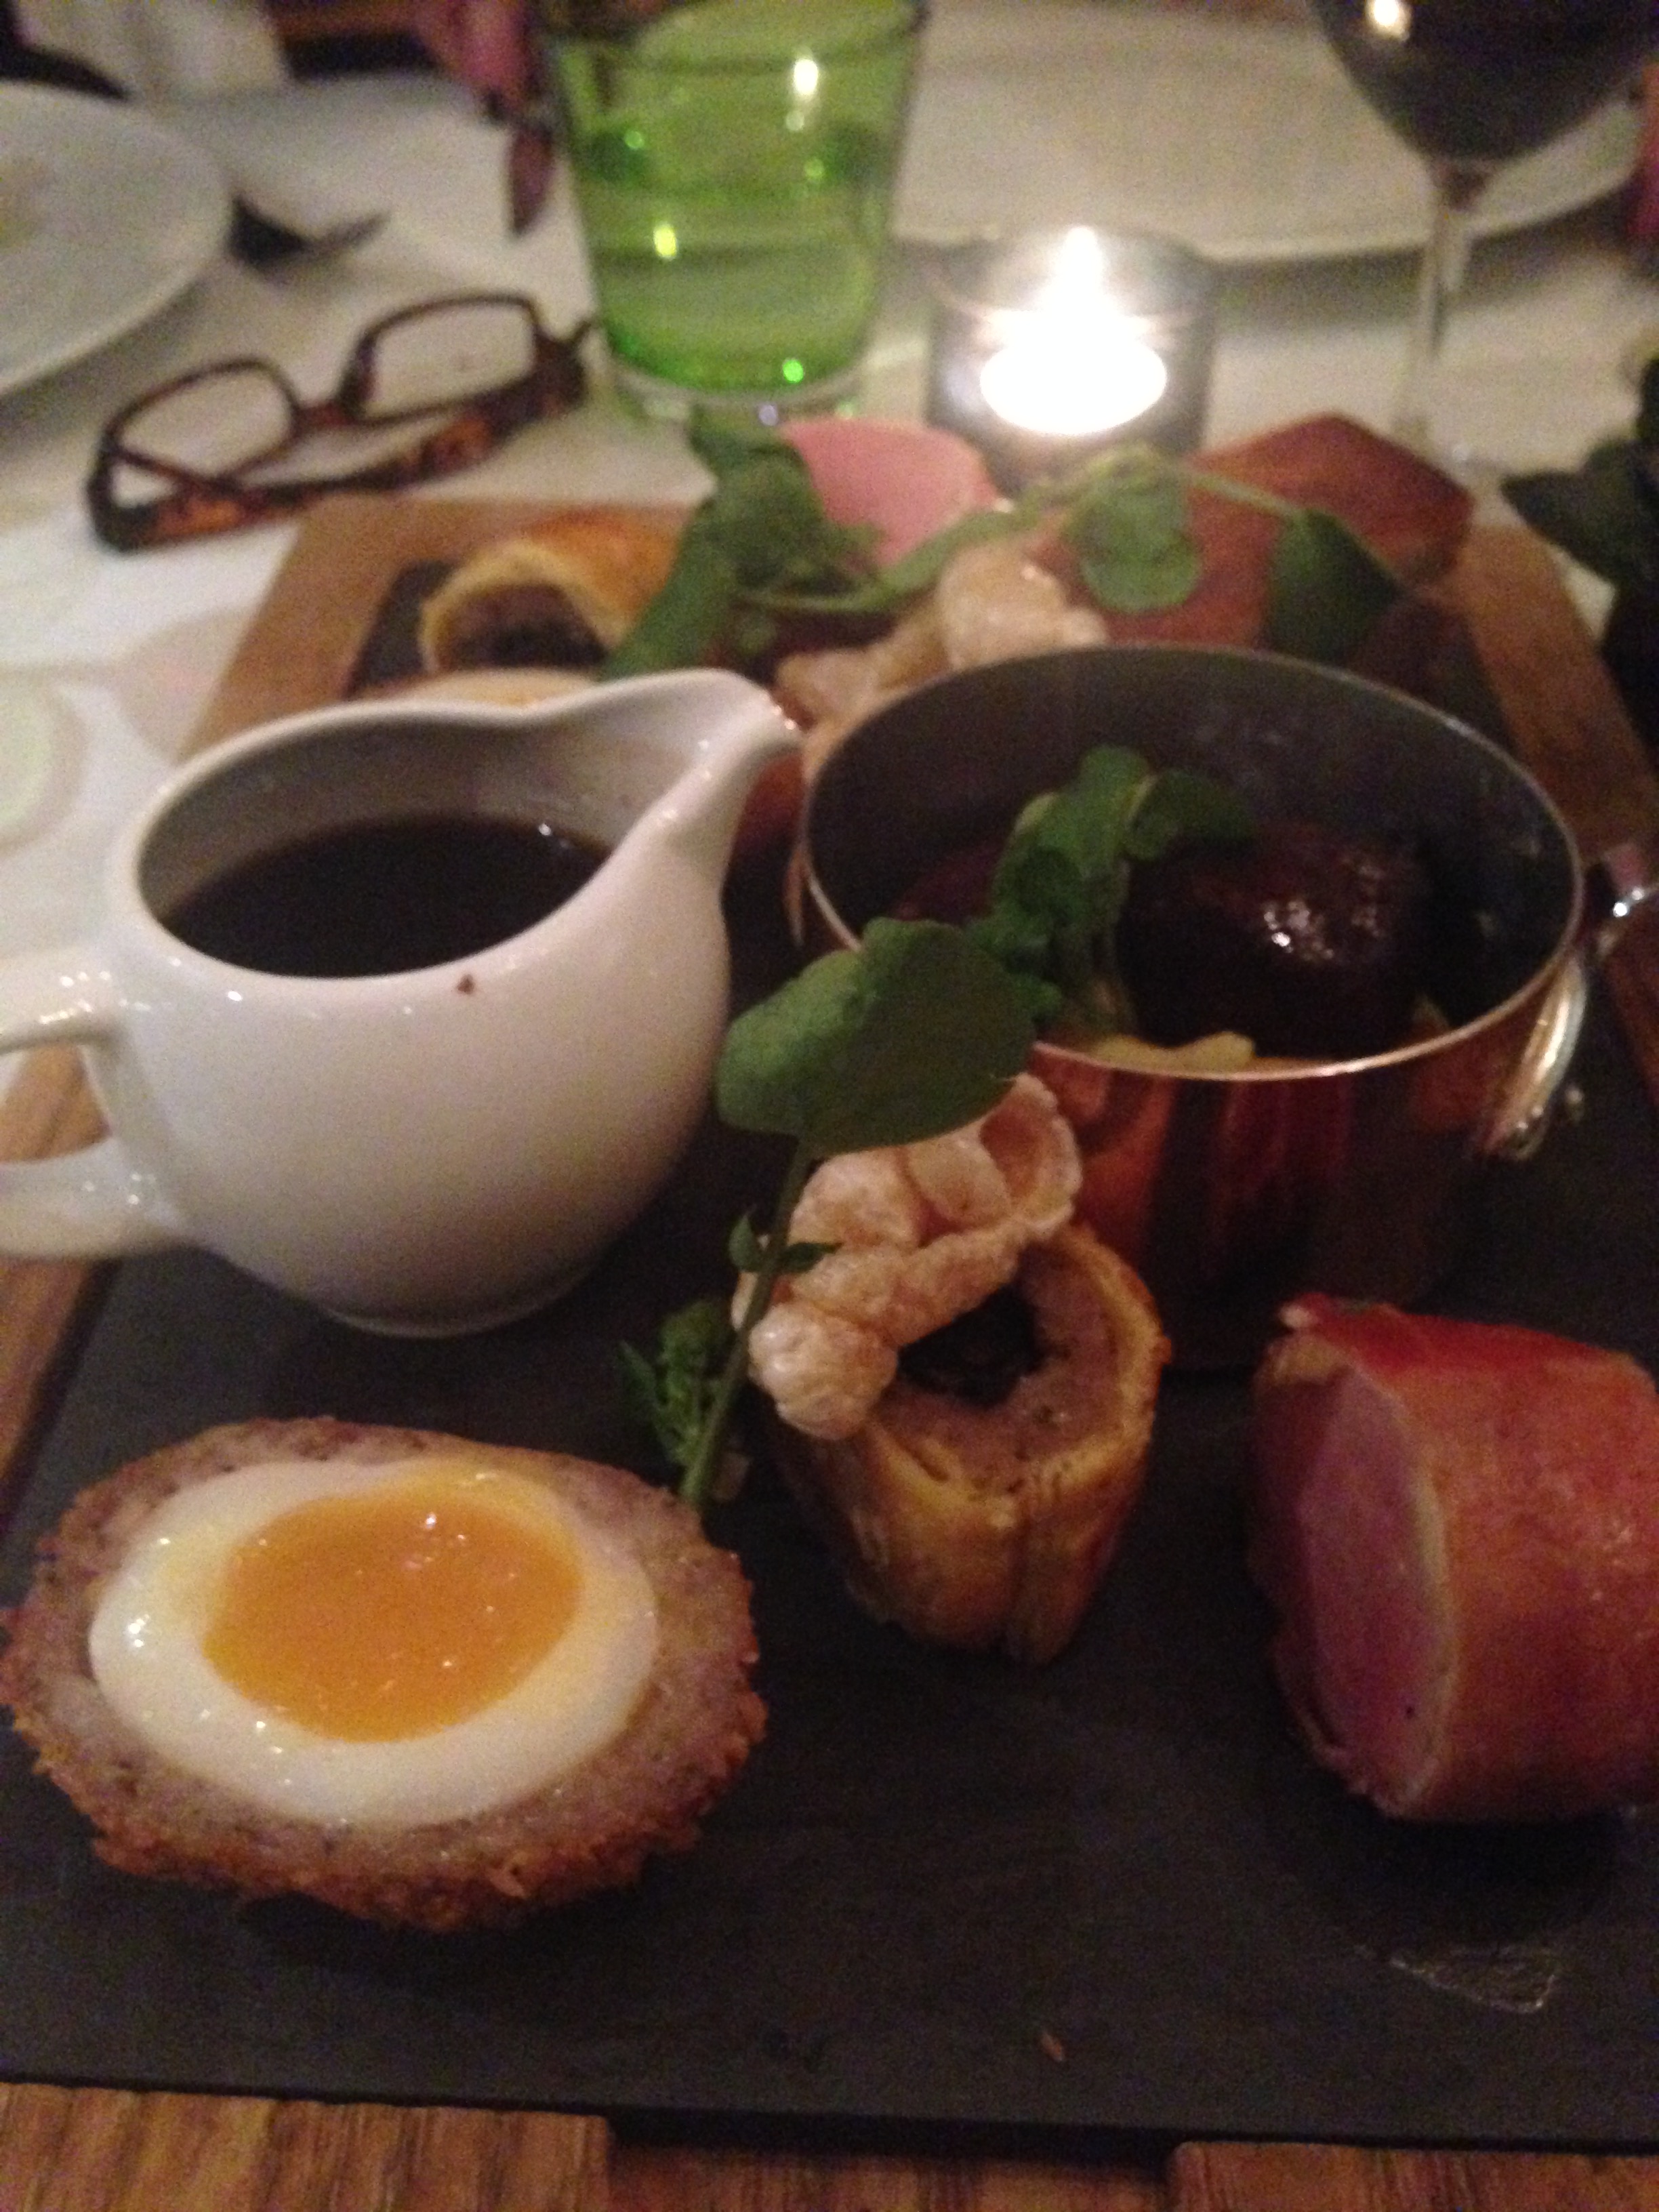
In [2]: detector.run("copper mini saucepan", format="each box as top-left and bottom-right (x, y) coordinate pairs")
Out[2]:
(796, 644), (1653, 1368)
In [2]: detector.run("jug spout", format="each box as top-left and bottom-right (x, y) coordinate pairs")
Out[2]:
(653, 671), (800, 875)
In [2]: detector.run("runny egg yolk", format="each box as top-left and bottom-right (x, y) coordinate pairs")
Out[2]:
(202, 1467), (581, 1740)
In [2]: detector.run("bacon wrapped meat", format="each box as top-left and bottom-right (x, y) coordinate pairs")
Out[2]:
(1250, 1298), (1659, 1821)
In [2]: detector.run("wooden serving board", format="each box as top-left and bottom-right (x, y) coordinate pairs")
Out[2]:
(2, 499), (1659, 2212)
(185, 492), (680, 750)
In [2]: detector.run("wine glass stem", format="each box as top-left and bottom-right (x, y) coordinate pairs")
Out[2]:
(1393, 158), (1495, 457)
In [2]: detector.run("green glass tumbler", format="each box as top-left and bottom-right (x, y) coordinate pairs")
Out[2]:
(541, 0), (925, 417)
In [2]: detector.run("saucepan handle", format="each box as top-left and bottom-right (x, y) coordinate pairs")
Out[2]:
(1485, 830), (1659, 1163)
(1587, 833), (1658, 953)
(1483, 951), (1591, 1164)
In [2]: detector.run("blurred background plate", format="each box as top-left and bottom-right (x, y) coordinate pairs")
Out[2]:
(897, 1), (1643, 264)
(0, 85), (230, 401)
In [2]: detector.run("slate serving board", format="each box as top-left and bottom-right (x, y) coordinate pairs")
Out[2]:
(0, 505), (1656, 2154)
(1, 939), (1657, 2151)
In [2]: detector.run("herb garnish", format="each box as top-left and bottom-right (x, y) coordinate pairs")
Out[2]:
(626, 752), (1253, 1502)
(1502, 358), (1659, 598)
(624, 918), (1035, 1514)
(602, 414), (879, 678)
(966, 746), (1254, 1041)
(1258, 506), (1402, 664)
(1063, 450), (1203, 613)
(601, 417), (1404, 680)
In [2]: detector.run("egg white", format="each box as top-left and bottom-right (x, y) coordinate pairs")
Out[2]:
(86, 1456), (659, 1828)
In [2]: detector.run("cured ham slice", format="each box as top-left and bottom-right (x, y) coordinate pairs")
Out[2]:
(1249, 1296), (1659, 1822)
(781, 415), (1001, 567)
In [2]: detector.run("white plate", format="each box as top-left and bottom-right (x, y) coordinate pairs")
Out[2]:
(0, 85), (230, 402)
(897, 1), (1643, 265)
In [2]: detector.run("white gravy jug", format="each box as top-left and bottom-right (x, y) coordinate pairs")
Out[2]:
(0, 669), (796, 1333)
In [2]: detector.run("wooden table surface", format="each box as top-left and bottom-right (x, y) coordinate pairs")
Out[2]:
(1, 524), (1657, 2211)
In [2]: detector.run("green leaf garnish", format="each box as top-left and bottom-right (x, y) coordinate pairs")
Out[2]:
(1263, 506), (1403, 665)
(726, 1213), (766, 1273)
(602, 537), (740, 677)
(857, 501), (1036, 603)
(602, 419), (1410, 679)
(716, 916), (1034, 1155)
(623, 919), (1035, 1513)
(686, 412), (792, 479)
(728, 1213), (833, 1275)
(619, 1296), (735, 1479)
(600, 409), (877, 676)
(966, 744), (1252, 1042)
(1126, 765), (1256, 860)
(1502, 356), (1659, 599)
(1504, 443), (1659, 598)
(1063, 450), (1203, 612)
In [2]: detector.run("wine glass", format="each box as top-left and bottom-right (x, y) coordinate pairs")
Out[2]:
(1307, 0), (1657, 465)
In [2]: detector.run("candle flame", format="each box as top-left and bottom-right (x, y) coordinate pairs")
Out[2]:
(979, 229), (1168, 438)
(1038, 226), (1111, 315)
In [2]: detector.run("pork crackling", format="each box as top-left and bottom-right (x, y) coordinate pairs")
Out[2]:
(741, 1072), (1082, 1442)
(743, 1075), (1170, 1663)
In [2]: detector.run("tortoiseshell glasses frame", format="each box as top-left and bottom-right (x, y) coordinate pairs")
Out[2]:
(87, 293), (590, 552)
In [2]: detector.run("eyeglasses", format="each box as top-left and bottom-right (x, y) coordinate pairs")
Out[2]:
(87, 293), (590, 552)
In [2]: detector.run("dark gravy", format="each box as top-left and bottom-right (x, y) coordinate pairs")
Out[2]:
(162, 813), (607, 978)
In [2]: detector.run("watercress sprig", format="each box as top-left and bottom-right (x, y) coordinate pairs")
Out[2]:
(603, 423), (1405, 679)
(602, 412), (878, 678)
(1501, 356), (1659, 598)
(626, 918), (1036, 1514)
(965, 745), (1254, 1041)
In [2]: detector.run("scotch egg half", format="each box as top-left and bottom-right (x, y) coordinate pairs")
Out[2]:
(86, 1453), (660, 1827)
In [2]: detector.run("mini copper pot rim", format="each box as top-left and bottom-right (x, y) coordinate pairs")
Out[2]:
(795, 643), (1656, 1368)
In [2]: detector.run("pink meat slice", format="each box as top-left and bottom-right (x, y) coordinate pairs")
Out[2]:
(781, 416), (1002, 567)
(1249, 1296), (1659, 1822)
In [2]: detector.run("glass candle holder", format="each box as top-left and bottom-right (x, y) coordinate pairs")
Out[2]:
(925, 228), (1218, 491)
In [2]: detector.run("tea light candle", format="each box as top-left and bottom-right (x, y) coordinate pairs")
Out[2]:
(926, 227), (1218, 492)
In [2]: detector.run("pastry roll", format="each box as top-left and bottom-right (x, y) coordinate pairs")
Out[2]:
(771, 1225), (1170, 1663)
(419, 509), (681, 672)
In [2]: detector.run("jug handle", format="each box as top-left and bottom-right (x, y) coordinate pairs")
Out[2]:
(0, 947), (185, 1258)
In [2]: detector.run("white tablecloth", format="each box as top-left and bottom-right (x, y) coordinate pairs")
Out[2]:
(16, 0), (285, 100)
(0, 23), (1653, 984)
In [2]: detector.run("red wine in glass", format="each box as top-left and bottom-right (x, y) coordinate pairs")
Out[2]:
(1308, 0), (1657, 457)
